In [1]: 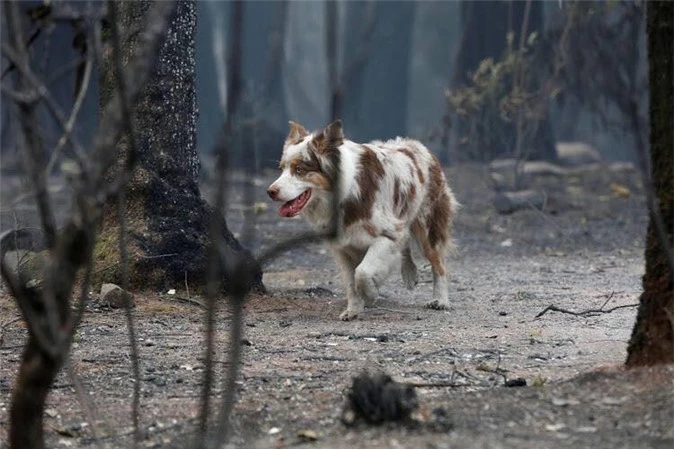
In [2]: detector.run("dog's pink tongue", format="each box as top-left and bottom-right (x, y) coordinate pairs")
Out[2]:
(279, 190), (309, 217)
(279, 201), (296, 217)
(279, 198), (301, 217)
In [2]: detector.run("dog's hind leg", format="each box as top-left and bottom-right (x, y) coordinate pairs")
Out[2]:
(411, 220), (450, 310)
(401, 242), (418, 290)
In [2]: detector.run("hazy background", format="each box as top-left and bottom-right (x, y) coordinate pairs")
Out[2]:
(1, 0), (648, 169)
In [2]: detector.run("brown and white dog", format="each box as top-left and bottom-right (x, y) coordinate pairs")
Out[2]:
(267, 120), (458, 321)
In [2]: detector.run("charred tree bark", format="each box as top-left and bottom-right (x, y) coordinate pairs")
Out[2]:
(626, 0), (673, 367)
(98, 0), (262, 293)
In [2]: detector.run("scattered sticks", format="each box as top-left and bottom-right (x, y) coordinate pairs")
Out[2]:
(535, 292), (639, 318)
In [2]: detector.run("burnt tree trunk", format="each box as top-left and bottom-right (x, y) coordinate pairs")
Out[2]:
(626, 0), (673, 367)
(342, 1), (414, 141)
(98, 0), (262, 292)
(452, 0), (555, 161)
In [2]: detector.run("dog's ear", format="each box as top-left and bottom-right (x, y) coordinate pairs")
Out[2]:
(311, 120), (344, 155)
(324, 120), (344, 145)
(286, 121), (309, 144)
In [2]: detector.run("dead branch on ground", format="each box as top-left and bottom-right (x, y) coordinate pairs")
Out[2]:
(536, 292), (639, 318)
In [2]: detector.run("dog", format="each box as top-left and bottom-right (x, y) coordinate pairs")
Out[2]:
(267, 120), (458, 321)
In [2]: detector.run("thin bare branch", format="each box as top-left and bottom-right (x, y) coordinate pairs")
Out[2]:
(536, 301), (638, 318)
(1, 0), (178, 446)
(1, 43), (89, 169)
(107, 0), (143, 443)
(46, 23), (95, 175)
(200, 0), (245, 444)
(3, 2), (57, 249)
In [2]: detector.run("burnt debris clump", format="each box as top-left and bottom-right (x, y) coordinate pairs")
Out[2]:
(342, 372), (418, 426)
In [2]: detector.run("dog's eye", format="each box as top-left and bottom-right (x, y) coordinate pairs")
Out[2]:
(294, 166), (305, 176)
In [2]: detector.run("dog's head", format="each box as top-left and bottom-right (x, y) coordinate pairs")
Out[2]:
(267, 120), (343, 217)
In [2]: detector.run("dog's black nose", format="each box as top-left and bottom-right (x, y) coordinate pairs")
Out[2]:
(267, 186), (279, 200)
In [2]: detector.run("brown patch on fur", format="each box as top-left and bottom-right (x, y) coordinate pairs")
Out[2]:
(398, 148), (424, 183)
(400, 184), (415, 218)
(342, 147), (385, 227)
(288, 154), (331, 190)
(305, 172), (331, 190)
(311, 120), (344, 155)
(426, 159), (451, 248)
(393, 178), (402, 210)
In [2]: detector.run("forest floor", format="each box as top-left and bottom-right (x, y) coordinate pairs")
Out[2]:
(0, 160), (672, 448)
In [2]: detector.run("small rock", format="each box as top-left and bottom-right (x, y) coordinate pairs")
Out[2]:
(545, 423), (567, 432)
(602, 396), (627, 405)
(498, 311), (508, 316)
(608, 161), (635, 172)
(494, 190), (546, 215)
(100, 283), (133, 309)
(268, 427), (281, 435)
(500, 239), (513, 247)
(552, 397), (580, 407)
(555, 142), (601, 167)
(297, 429), (319, 441)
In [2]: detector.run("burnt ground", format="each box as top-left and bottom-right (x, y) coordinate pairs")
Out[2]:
(0, 161), (672, 448)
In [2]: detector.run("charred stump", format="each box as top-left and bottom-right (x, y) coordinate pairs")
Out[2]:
(626, 0), (673, 367)
(97, 0), (262, 293)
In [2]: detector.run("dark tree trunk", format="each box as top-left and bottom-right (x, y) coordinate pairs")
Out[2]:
(342, 1), (414, 141)
(452, 0), (555, 161)
(98, 0), (262, 293)
(626, 0), (673, 367)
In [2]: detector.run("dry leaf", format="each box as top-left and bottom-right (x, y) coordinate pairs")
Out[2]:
(297, 429), (319, 441)
(610, 183), (630, 198)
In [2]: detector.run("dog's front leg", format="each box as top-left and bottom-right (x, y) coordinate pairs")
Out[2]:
(334, 249), (364, 321)
(343, 238), (399, 321)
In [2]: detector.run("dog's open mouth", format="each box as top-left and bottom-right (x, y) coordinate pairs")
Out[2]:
(279, 189), (311, 217)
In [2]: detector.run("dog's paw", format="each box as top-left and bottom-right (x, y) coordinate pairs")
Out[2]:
(340, 309), (360, 321)
(425, 300), (449, 310)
